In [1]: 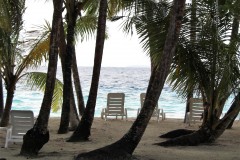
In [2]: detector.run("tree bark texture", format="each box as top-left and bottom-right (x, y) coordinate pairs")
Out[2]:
(68, 0), (107, 142)
(69, 93), (80, 131)
(58, 0), (78, 134)
(72, 46), (85, 116)
(0, 75), (4, 118)
(20, 0), (63, 156)
(74, 0), (186, 158)
(184, 92), (193, 123)
(0, 80), (15, 127)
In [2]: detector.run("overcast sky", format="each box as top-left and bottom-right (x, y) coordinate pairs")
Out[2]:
(23, 0), (150, 67)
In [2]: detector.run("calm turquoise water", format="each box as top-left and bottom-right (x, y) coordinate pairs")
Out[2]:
(8, 67), (232, 119)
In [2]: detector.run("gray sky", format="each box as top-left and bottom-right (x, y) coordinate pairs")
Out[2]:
(23, 0), (150, 67)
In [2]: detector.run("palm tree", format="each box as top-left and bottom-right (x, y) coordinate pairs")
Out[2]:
(0, 0), (25, 126)
(72, 15), (99, 116)
(68, 0), (108, 141)
(20, 0), (63, 156)
(158, 0), (240, 146)
(0, 0), (67, 128)
(57, 0), (78, 134)
(58, 0), (101, 133)
(74, 0), (186, 158)
(58, 18), (80, 131)
(0, 0), (51, 127)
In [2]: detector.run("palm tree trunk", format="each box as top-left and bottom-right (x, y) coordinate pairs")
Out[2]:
(183, 0), (196, 124)
(0, 82), (15, 127)
(72, 47), (85, 116)
(58, 13), (80, 133)
(75, 0), (186, 158)
(158, 94), (240, 146)
(58, 8), (81, 133)
(68, 0), (107, 142)
(0, 75), (4, 119)
(20, 0), (63, 156)
(58, 0), (79, 134)
(58, 16), (70, 133)
(226, 92), (240, 129)
(69, 91), (80, 131)
(184, 92), (193, 123)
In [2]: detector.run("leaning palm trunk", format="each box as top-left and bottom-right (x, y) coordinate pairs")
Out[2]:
(67, 0), (108, 142)
(158, 92), (240, 146)
(20, 0), (63, 156)
(226, 99), (240, 129)
(74, 0), (186, 158)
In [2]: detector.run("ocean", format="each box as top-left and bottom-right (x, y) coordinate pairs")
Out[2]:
(8, 67), (232, 119)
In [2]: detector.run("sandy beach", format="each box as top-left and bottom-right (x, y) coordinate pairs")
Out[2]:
(0, 118), (240, 160)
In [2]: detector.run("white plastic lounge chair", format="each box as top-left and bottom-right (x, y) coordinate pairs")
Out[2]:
(137, 93), (165, 122)
(5, 110), (34, 148)
(101, 93), (127, 120)
(186, 98), (204, 125)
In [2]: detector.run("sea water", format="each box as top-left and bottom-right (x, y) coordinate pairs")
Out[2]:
(7, 67), (233, 119)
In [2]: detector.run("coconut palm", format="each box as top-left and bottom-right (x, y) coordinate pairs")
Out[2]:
(68, 0), (108, 141)
(62, 0), (124, 141)
(74, 0), (186, 159)
(57, 0), (78, 134)
(20, 0), (64, 156)
(0, 0), (25, 126)
(158, 0), (240, 146)
(58, 19), (80, 131)
(0, 0), (53, 127)
(58, 0), (102, 133)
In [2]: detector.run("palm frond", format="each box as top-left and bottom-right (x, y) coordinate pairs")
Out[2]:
(168, 0), (240, 104)
(75, 15), (98, 42)
(121, 0), (171, 66)
(23, 72), (63, 112)
(15, 22), (51, 78)
(0, 0), (11, 32)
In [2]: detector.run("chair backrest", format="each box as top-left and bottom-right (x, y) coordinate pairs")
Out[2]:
(106, 93), (125, 115)
(10, 110), (34, 137)
(189, 98), (204, 123)
(140, 93), (159, 115)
